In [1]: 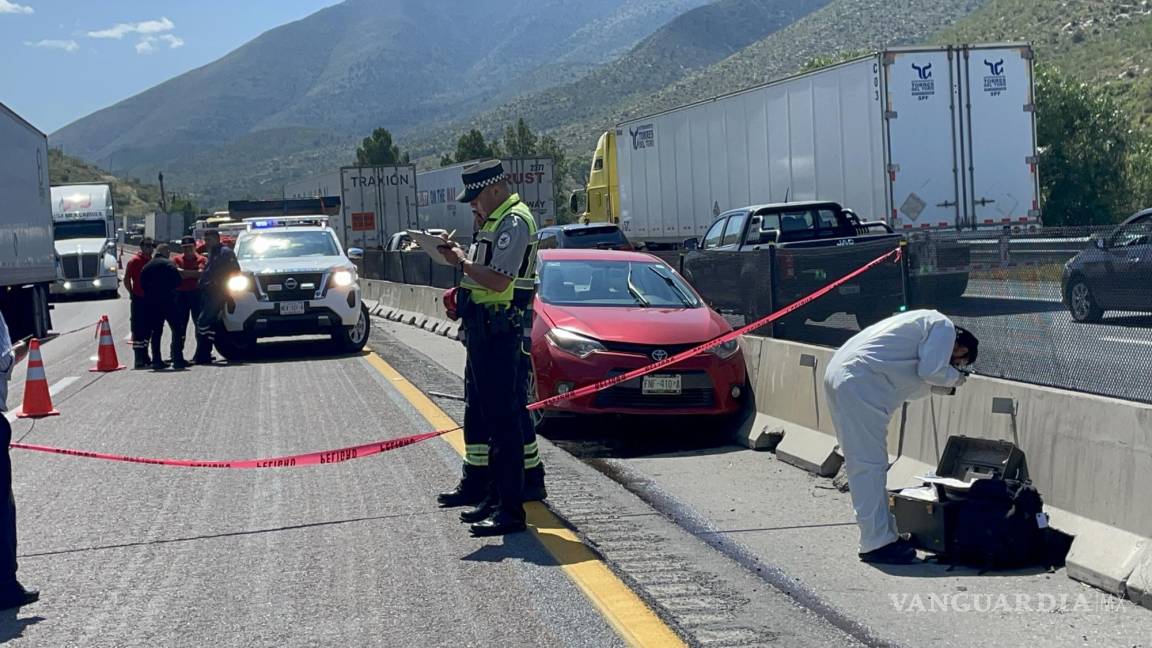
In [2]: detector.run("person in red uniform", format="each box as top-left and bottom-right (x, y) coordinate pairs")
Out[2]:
(170, 236), (208, 368)
(123, 238), (156, 369)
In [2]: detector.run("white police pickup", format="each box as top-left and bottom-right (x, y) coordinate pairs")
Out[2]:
(215, 216), (370, 358)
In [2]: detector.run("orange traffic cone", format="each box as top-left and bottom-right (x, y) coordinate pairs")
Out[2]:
(16, 339), (60, 418)
(90, 315), (126, 372)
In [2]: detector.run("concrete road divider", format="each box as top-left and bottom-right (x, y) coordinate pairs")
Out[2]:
(364, 276), (1152, 611)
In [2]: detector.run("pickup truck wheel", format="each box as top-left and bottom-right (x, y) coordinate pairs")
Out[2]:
(334, 303), (371, 352)
(214, 329), (256, 361)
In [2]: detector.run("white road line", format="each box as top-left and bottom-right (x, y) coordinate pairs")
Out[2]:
(5, 376), (79, 423)
(1100, 336), (1152, 347)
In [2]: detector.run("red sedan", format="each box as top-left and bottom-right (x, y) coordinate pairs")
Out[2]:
(530, 249), (747, 421)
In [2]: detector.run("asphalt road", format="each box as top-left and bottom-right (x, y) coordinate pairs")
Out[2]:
(2, 296), (628, 647)
(377, 318), (1152, 648)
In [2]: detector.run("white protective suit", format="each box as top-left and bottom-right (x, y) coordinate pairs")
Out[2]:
(823, 309), (965, 553)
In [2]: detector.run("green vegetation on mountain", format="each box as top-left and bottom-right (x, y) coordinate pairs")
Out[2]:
(355, 129), (411, 166)
(47, 148), (163, 217)
(935, 0), (1152, 126)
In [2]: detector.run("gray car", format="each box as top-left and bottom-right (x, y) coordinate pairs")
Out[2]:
(1062, 209), (1152, 322)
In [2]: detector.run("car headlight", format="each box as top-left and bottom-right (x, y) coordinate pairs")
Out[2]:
(227, 275), (251, 293)
(331, 269), (355, 287)
(546, 328), (606, 359)
(708, 339), (740, 359)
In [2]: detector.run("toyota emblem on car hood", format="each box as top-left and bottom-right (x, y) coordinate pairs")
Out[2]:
(284, 278), (298, 290)
(651, 349), (668, 361)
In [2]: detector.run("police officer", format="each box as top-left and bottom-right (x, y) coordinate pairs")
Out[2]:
(194, 229), (240, 365)
(123, 238), (156, 369)
(140, 244), (184, 371)
(436, 160), (541, 536)
(0, 311), (39, 610)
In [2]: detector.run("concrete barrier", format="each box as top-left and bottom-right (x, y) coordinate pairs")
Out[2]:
(364, 278), (1152, 610)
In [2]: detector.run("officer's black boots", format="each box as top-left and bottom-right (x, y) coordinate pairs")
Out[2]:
(470, 511), (527, 537)
(459, 495), (497, 523)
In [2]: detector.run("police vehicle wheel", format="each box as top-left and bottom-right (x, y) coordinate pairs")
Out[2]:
(334, 303), (371, 352)
(214, 331), (255, 361)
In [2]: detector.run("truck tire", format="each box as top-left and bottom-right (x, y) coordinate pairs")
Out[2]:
(35, 285), (52, 338)
(214, 328), (256, 361)
(333, 303), (371, 353)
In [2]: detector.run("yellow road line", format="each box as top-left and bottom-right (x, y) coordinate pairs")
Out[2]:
(365, 352), (686, 648)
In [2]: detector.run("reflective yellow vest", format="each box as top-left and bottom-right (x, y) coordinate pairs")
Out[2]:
(461, 193), (538, 308)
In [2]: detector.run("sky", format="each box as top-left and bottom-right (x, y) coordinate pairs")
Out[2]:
(0, 0), (340, 134)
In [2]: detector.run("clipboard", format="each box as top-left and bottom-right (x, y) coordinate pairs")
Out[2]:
(406, 230), (459, 266)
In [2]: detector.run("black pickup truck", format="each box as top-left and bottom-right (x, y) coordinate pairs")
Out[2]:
(680, 201), (906, 332)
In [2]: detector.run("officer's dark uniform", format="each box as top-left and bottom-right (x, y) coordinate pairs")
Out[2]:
(194, 238), (240, 363)
(140, 252), (183, 371)
(438, 161), (541, 536)
(0, 312), (38, 610)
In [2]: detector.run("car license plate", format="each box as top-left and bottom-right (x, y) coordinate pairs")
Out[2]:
(642, 374), (682, 395)
(279, 302), (305, 315)
(838, 284), (861, 295)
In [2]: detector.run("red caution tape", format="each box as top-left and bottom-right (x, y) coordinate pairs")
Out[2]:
(527, 247), (902, 411)
(9, 428), (456, 469)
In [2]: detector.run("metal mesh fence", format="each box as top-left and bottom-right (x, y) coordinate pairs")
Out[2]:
(917, 224), (1152, 404)
(357, 250), (462, 288)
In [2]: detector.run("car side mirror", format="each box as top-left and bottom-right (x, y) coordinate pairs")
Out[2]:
(347, 247), (364, 260)
(569, 193), (580, 215)
(683, 237), (699, 251)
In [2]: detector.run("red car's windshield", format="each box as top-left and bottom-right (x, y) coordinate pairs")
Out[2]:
(539, 260), (700, 309)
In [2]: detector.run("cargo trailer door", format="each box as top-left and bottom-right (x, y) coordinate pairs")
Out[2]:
(884, 48), (963, 232)
(959, 45), (1040, 230)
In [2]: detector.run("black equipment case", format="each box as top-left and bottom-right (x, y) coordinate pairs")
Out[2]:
(890, 436), (1030, 555)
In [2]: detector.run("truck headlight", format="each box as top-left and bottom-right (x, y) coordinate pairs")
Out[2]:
(227, 275), (251, 293)
(708, 339), (740, 360)
(546, 328), (605, 359)
(331, 270), (355, 287)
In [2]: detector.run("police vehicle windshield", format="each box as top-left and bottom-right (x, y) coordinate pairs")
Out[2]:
(236, 230), (340, 260)
(539, 260), (701, 309)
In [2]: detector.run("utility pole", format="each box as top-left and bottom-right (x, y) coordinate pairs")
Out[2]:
(158, 172), (168, 213)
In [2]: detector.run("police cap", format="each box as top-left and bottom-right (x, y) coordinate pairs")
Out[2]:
(456, 159), (506, 203)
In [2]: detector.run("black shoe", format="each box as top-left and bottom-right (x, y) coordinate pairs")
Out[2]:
(0, 587), (39, 610)
(437, 485), (485, 508)
(859, 539), (917, 564)
(460, 497), (497, 523)
(523, 484), (547, 502)
(470, 512), (527, 537)
(191, 355), (215, 366)
(133, 360), (149, 370)
(172, 359), (190, 370)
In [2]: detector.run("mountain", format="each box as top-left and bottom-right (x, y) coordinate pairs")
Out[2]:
(404, 0), (836, 154)
(416, 0), (986, 172)
(49, 0), (710, 186)
(934, 0), (1152, 126)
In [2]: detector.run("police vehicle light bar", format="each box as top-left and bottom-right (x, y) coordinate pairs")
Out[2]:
(244, 215), (330, 230)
